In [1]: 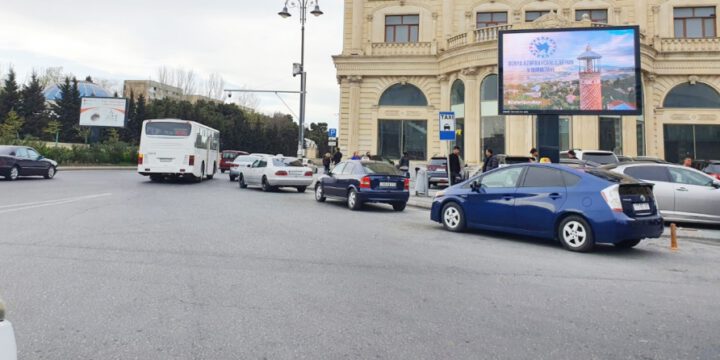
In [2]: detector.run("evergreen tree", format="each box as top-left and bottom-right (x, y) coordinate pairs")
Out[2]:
(0, 110), (25, 139)
(121, 91), (137, 143)
(19, 72), (48, 138)
(51, 77), (82, 142)
(0, 68), (20, 122)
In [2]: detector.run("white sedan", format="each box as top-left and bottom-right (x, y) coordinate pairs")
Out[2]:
(238, 156), (314, 192)
(0, 297), (17, 360)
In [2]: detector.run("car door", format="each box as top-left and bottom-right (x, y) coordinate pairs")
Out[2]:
(324, 162), (345, 197)
(623, 166), (675, 216)
(513, 166), (568, 237)
(668, 167), (720, 222)
(338, 162), (358, 197)
(26, 148), (46, 175)
(246, 160), (264, 184)
(13, 148), (32, 176)
(464, 166), (525, 230)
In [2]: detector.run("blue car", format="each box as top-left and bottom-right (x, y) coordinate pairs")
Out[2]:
(315, 160), (410, 211)
(430, 164), (664, 252)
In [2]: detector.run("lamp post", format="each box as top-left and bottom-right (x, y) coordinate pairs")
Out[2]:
(278, 0), (323, 158)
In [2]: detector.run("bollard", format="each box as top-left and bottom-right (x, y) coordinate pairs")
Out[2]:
(670, 223), (678, 251)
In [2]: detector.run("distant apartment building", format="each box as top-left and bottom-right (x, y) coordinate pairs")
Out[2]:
(123, 80), (220, 104)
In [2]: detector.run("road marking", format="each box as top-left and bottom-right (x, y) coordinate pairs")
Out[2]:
(0, 193), (112, 214)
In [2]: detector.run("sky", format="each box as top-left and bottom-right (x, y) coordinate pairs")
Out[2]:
(0, 0), (344, 128)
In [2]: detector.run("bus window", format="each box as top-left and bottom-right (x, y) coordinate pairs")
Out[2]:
(146, 122), (191, 136)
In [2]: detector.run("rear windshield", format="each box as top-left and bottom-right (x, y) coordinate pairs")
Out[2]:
(362, 162), (402, 175)
(429, 158), (447, 165)
(705, 164), (720, 173)
(586, 169), (636, 183)
(234, 156), (256, 163)
(146, 122), (191, 137)
(273, 158), (303, 167)
(505, 157), (532, 164)
(583, 153), (618, 165)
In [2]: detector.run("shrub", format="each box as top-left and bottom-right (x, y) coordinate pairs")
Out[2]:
(0, 137), (137, 165)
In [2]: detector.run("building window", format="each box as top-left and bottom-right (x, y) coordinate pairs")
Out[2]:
(481, 75), (505, 154)
(599, 116), (623, 155)
(477, 12), (508, 28)
(663, 82), (720, 108)
(674, 7), (716, 38)
(664, 124), (720, 163)
(385, 15), (420, 43)
(378, 120), (427, 160)
(451, 80), (465, 158)
(379, 83), (428, 106)
(575, 9), (608, 23)
(525, 11), (550, 22)
(559, 116), (571, 151)
(637, 116), (646, 156)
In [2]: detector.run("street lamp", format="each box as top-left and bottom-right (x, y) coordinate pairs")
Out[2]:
(278, 0), (323, 158)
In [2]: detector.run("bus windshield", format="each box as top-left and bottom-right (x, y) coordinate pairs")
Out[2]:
(146, 122), (191, 137)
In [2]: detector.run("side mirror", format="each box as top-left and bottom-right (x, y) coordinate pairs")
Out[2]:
(246, 164), (251, 168)
(470, 180), (481, 191)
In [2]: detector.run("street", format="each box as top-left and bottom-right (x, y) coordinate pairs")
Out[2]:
(1, 170), (720, 359)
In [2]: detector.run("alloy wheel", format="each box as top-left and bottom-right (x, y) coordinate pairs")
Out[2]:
(562, 221), (587, 248)
(10, 166), (19, 180)
(47, 167), (55, 179)
(348, 191), (356, 208)
(444, 207), (461, 229)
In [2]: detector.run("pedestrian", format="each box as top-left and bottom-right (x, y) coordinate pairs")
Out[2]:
(482, 148), (499, 173)
(683, 156), (693, 168)
(449, 146), (462, 185)
(322, 153), (332, 174)
(567, 149), (578, 160)
(398, 151), (410, 177)
(530, 147), (539, 162)
(351, 151), (361, 160)
(332, 148), (343, 165)
(361, 151), (371, 161)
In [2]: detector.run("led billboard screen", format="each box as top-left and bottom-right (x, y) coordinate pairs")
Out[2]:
(498, 26), (642, 116)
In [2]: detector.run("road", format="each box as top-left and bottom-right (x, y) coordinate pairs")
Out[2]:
(1, 171), (719, 360)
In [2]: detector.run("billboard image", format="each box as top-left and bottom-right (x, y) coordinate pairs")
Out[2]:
(499, 26), (642, 115)
(79, 97), (128, 127)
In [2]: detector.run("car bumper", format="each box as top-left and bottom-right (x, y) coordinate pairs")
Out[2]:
(588, 211), (665, 244)
(138, 165), (194, 176)
(0, 321), (17, 360)
(229, 168), (241, 177)
(357, 190), (409, 203)
(266, 177), (314, 187)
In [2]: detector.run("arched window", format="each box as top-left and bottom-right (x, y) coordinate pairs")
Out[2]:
(480, 75), (504, 154)
(379, 84), (428, 106)
(663, 82), (720, 108)
(451, 80), (465, 157)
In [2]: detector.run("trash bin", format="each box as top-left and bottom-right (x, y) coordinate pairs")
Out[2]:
(415, 167), (429, 196)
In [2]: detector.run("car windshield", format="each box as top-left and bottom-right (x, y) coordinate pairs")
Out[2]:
(586, 169), (636, 183)
(362, 162), (402, 175)
(705, 164), (720, 173)
(273, 158), (303, 167)
(583, 153), (618, 165)
(145, 122), (191, 136)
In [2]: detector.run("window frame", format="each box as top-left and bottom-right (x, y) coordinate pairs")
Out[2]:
(476, 11), (509, 29)
(625, 166), (672, 183)
(525, 10), (551, 22)
(377, 119), (427, 161)
(575, 9), (609, 23)
(673, 6), (717, 38)
(385, 14), (420, 43)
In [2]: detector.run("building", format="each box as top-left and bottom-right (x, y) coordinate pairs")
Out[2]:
(334, 0), (720, 164)
(123, 80), (183, 102)
(44, 81), (113, 102)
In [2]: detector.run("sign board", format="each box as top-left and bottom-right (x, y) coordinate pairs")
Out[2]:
(439, 112), (456, 141)
(498, 26), (642, 116)
(328, 141), (337, 147)
(328, 128), (337, 138)
(80, 97), (128, 128)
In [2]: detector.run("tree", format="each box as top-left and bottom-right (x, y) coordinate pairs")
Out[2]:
(0, 110), (25, 139)
(0, 68), (20, 122)
(121, 91), (138, 143)
(306, 122), (330, 156)
(19, 72), (48, 138)
(43, 119), (62, 143)
(51, 77), (82, 142)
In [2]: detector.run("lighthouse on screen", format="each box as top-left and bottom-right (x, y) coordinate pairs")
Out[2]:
(577, 45), (603, 110)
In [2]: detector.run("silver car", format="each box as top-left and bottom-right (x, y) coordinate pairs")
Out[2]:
(611, 163), (720, 224)
(228, 155), (260, 181)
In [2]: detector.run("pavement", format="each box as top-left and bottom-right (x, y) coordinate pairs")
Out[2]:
(1, 171), (720, 359)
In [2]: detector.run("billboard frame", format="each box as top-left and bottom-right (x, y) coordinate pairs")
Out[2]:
(498, 25), (643, 116)
(79, 96), (129, 128)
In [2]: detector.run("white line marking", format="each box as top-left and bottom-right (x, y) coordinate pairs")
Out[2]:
(0, 193), (112, 214)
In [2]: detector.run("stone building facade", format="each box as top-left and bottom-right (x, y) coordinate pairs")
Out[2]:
(333, 0), (720, 164)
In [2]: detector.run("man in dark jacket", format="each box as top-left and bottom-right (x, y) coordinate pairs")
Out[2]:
(482, 148), (499, 173)
(449, 146), (462, 185)
(332, 149), (343, 165)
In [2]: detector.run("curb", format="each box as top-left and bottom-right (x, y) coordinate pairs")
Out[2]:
(407, 198), (432, 210)
(58, 166), (136, 171)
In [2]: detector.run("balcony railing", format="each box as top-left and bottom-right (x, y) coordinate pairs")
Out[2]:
(370, 42), (434, 56)
(474, 24), (514, 43)
(447, 33), (468, 49)
(657, 37), (720, 52)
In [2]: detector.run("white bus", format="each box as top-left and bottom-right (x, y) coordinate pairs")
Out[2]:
(138, 119), (220, 182)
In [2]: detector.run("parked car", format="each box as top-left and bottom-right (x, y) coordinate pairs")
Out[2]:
(228, 154), (260, 181)
(702, 161), (720, 180)
(632, 156), (669, 164)
(302, 158), (319, 174)
(560, 150), (619, 165)
(0, 296), (17, 360)
(496, 154), (533, 167)
(431, 164), (664, 252)
(559, 159), (601, 169)
(426, 156), (449, 188)
(238, 156), (314, 192)
(617, 155), (633, 163)
(610, 163), (720, 224)
(0, 145), (58, 181)
(220, 150), (248, 173)
(315, 160), (409, 211)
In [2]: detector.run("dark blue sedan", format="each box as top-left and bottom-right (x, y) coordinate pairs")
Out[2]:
(430, 164), (664, 252)
(315, 160), (410, 211)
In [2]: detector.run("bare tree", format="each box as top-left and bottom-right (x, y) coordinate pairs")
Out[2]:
(206, 73), (225, 100)
(229, 86), (261, 111)
(38, 67), (67, 88)
(157, 66), (173, 86)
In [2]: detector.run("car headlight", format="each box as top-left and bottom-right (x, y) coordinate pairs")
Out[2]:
(435, 190), (446, 198)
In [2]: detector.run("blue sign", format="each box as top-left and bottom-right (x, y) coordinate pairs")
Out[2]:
(439, 112), (456, 141)
(328, 128), (337, 138)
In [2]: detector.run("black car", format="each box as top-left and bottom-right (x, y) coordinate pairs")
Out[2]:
(0, 146), (58, 181)
(315, 160), (409, 211)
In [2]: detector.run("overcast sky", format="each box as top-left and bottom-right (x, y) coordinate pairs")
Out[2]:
(0, 0), (344, 128)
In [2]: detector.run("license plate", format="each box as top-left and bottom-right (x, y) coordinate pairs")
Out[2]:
(380, 182), (396, 188)
(633, 203), (650, 212)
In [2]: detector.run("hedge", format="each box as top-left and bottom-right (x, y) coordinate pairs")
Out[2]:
(0, 137), (138, 166)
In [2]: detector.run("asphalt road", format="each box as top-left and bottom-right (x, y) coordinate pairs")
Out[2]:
(1, 171), (719, 360)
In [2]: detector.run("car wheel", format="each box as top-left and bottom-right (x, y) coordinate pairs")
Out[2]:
(297, 186), (307, 193)
(229, 175), (237, 182)
(347, 189), (362, 210)
(221, 169), (226, 173)
(315, 184), (326, 202)
(262, 177), (272, 192)
(238, 174), (248, 189)
(558, 216), (595, 252)
(44, 166), (56, 179)
(7, 166), (19, 181)
(442, 202), (465, 232)
(392, 202), (407, 212)
(614, 239), (642, 249)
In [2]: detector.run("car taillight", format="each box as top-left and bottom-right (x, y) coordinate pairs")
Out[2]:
(360, 176), (371, 189)
(600, 184), (623, 212)
(304, 171), (313, 177)
(275, 170), (288, 176)
(404, 178), (410, 190)
(188, 155), (195, 166)
(137, 153), (143, 165)
(231, 164), (239, 168)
